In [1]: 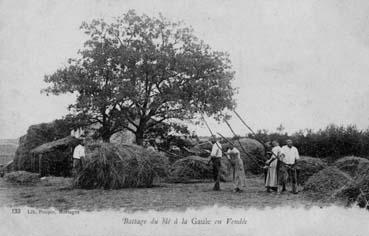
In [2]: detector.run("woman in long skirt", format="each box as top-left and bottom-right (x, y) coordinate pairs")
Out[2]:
(226, 144), (246, 192)
(265, 140), (281, 192)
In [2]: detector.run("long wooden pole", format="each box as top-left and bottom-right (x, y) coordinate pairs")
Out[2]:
(233, 110), (257, 136)
(233, 110), (269, 159)
(200, 114), (226, 156)
(217, 132), (262, 166)
(223, 120), (264, 167)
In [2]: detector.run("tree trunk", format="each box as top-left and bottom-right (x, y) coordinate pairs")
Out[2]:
(135, 124), (146, 146)
(102, 134), (111, 143)
(100, 125), (112, 142)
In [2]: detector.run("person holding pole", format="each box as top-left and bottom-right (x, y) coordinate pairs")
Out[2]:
(226, 143), (246, 192)
(208, 135), (222, 191)
(265, 140), (281, 192)
(279, 139), (300, 194)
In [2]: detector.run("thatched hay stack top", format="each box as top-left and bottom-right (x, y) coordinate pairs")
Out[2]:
(30, 136), (81, 154)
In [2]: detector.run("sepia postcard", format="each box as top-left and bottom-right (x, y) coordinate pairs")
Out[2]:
(0, 0), (369, 235)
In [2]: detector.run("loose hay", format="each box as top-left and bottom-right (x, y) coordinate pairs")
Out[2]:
(335, 172), (369, 209)
(168, 156), (212, 182)
(73, 143), (169, 189)
(295, 156), (327, 185)
(334, 156), (369, 178)
(5, 171), (40, 185)
(168, 155), (232, 183)
(304, 167), (352, 198)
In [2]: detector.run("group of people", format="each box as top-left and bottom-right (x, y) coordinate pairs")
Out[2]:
(208, 136), (300, 194)
(265, 139), (300, 194)
(72, 132), (300, 195)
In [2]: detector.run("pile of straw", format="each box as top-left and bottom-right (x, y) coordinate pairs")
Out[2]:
(304, 167), (351, 198)
(295, 156), (327, 185)
(4, 171), (40, 185)
(168, 156), (213, 182)
(73, 143), (168, 189)
(335, 172), (369, 209)
(334, 156), (369, 178)
(168, 155), (232, 183)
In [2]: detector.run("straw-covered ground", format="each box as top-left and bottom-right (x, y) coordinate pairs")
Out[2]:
(0, 175), (334, 211)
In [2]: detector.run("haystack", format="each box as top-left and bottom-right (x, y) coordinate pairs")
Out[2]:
(13, 120), (73, 172)
(5, 171), (40, 185)
(303, 167), (351, 198)
(168, 155), (232, 183)
(334, 156), (369, 178)
(295, 156), (327, 184)
(190, 138), (265, 175)
(73, 143), (169, 189)
(168, 156), (213, 182)
(335, 172), (369, 209)
(30, 136), (81, 177)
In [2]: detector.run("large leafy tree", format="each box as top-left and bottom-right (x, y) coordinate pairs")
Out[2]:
(44, 10), (236, 144)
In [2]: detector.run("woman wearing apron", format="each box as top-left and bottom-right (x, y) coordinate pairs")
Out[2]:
(226, 144), (246, 192)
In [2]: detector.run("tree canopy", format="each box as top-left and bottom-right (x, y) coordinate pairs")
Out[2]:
(43, 10), (236, 144)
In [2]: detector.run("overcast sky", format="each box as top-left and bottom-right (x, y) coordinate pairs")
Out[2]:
(1, 0), (369, 139)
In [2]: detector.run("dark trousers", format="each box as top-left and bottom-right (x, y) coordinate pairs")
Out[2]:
(211, 157), (221, 190)
(279, 162), (298, 193)
(73, 158), (82, 176)
(288, 167), (298, 193)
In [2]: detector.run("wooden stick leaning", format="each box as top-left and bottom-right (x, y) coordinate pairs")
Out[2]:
(216, 132), (263, 168)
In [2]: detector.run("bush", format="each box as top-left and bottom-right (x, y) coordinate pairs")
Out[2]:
(252, 124), (369, 160)
(73, 143), (169, 189)
(5, 171), (40, 185)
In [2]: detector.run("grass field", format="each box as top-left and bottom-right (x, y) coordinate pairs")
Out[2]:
(0, 176), (337, 211)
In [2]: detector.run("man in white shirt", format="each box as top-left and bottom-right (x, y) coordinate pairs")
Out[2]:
(73, 140), (86, 176)
(280, 139), (300, 194)
(208, 136), (222, 191)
